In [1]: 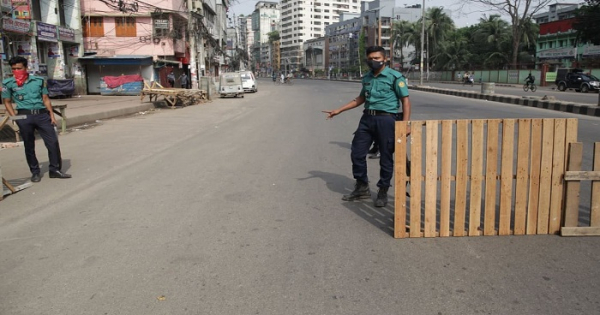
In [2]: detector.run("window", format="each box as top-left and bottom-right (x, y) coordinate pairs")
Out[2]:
(83, 17), (104, 37)
(115, 17), (136, 37)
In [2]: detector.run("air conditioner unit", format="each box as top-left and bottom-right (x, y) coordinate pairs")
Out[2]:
(192, 0), (202, 10)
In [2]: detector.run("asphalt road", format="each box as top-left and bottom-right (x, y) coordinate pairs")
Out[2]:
(1, 79), (599, 314)
(423, 81), (600, 105)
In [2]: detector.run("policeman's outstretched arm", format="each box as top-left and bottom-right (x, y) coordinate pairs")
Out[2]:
(322, 95), (365, 120)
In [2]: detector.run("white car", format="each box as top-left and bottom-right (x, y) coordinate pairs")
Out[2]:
(240, 71), (257, 93)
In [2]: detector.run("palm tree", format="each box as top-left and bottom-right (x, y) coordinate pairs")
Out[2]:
(434, 32), (470, 70)
(403, 21), (422, 65)
(475, 14), (510, 51)
(424, 7), (455, 69)
(391, 20), (412, 70)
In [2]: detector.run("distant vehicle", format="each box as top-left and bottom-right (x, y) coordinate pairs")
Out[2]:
(219, 72), (244, 98)
(555, 68), (600, 93)
(240, 71), (257, 93)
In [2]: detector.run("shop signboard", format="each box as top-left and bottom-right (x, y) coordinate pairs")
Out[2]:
(538, 47), (576, 59)
(37, 22), (57, 42)
(2, 17), (31, 34)
(58, 26), (76, 42)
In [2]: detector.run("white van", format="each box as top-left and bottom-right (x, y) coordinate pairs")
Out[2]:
(240, 71), (257, 93)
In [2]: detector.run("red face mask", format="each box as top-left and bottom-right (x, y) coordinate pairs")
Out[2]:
(12, 69), (28, 87)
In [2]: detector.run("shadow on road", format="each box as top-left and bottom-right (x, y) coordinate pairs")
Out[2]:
(328, 141), (351, 150)
(298, 170), (395, 236)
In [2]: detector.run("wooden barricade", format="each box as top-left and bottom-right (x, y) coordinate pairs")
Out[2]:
(394, 118), (578, 238)
(561, 142), (600, 236)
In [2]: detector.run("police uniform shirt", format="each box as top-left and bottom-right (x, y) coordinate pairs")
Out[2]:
(360, 67), (409, 113)
(2, 76), (48, 110)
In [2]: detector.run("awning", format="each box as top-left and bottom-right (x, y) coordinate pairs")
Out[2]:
(154, 59), (182, 67)
(78, 55), (153, 66)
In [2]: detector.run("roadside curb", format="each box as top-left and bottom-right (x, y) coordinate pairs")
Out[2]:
(56, 103), (157, 128)
(409, 85), (600, 118)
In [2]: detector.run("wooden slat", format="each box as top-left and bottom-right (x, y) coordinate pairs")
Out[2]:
(484, 120), (500, 235)
(591, 143), (600, 227)
(565, 171), (600, 181)
(563, 143), (583, 227)
(549, 119), (567, 234)
(499, 119), (515, 235)
(513, 119), (531, 235)
(454, 120), (469, 237)
(424, 121), (438, 237)
(409, 123), (423, 238)
(439, 120), (453, 237)
(527, 119), (543, 234)
(537, 119), (555, 234)
(394, 121), (409, 238)
(469, 120), (484, 236)
(561, 226), (600, 236)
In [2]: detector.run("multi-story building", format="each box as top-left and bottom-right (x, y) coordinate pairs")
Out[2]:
(78, 0), (228, 93)
(280, 0), (361, 72)
(325, 13), (360, 77)
(0, 0), (85, 93)
(237, 15), (249, 70)
(303, 37), (328, 75)
(534, 3), (600, 69)
(250, 1), (279, 75)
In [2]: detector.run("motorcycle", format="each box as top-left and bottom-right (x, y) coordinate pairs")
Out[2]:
(463, 77), (474, 86)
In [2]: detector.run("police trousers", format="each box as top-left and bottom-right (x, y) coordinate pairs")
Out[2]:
(351, 112), (402, 188)
(16, 112), (62, 174)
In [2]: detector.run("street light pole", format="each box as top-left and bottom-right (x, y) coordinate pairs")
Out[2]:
(420, 0), (425, 85)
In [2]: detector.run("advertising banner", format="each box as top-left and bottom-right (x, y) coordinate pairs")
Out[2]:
(2, 17), (31, 34)
(37, 22), (58, 42)
(11, 0), (31, 19)
(15, 41), (31, 56)
(58, 26), (76, 42)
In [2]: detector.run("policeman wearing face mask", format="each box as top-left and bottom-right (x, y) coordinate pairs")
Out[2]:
(2, 56), (71, 182)
(322, 46), (411, 207)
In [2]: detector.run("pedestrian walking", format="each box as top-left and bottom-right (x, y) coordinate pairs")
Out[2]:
(167, 70), (175, 88)
(322, 46), (411, 207)
(2, 56), (71, 182)
(179, 73), (189, 89)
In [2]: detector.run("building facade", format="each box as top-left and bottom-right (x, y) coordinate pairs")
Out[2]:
(325, 13), (360, 77)
(250, 1), (279, 76)
(280, 0), (361, 72)
(0, 0), (85, 94)
(534, 3), (600, 69)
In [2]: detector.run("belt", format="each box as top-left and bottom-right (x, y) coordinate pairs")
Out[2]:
(364, 109), (395, 116)
(17, 108), (48, 115)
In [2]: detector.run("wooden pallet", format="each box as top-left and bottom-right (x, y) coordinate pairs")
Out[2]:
(394, 118), (578, 238)
(561, 142), (600, 236)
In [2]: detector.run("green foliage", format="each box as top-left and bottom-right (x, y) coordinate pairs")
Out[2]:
(573, 0), (600, 45)
(358, 29), (367, 73)
(267, 31), (280, 44)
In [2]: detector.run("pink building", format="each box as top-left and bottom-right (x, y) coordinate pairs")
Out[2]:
(79, 0), (193, 93)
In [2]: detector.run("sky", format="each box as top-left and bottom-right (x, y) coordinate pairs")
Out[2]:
(227, 0), (508, 28)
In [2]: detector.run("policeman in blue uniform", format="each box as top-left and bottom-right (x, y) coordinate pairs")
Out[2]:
(2, 56), (71, 182)
(323, 46), (411, 207)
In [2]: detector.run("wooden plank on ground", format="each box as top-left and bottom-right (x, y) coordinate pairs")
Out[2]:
(469, 120), (484, 236)
(454, 120), (469, 237)
(537, 119), (555, 234)
(484, 119), (500, 236)
(394, 121), (409, 238)
(549, 119), (567, 234)
(514, 119), (531, 235)
(563, 142), (583, 227)
(527, 119), (543, 234)
(561, 226), (600, 236)
(591, 142), (600, 227)
(409, 122), (423, 238)
(424, 121), (438, 237)
(499, 119), (515, 235)
(439, 120), (453, 237)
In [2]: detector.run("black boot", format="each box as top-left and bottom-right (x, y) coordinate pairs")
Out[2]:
(342, 180), (370, 201)
(375, 187), (389, 207)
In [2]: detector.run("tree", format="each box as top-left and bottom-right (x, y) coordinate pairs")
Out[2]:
(424, 7), (454, 69)
(475, 14), (510, 51)
(358, 29), (367, 75)
(267, 31), (280, 44)
(573, 0), (600, 45)
(391, 20), (413, 70)
(465, 0), (553, 68)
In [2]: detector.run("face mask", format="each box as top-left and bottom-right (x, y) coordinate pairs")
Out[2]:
(12, 69), (28, 87)
(366, 60), (385, 71)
